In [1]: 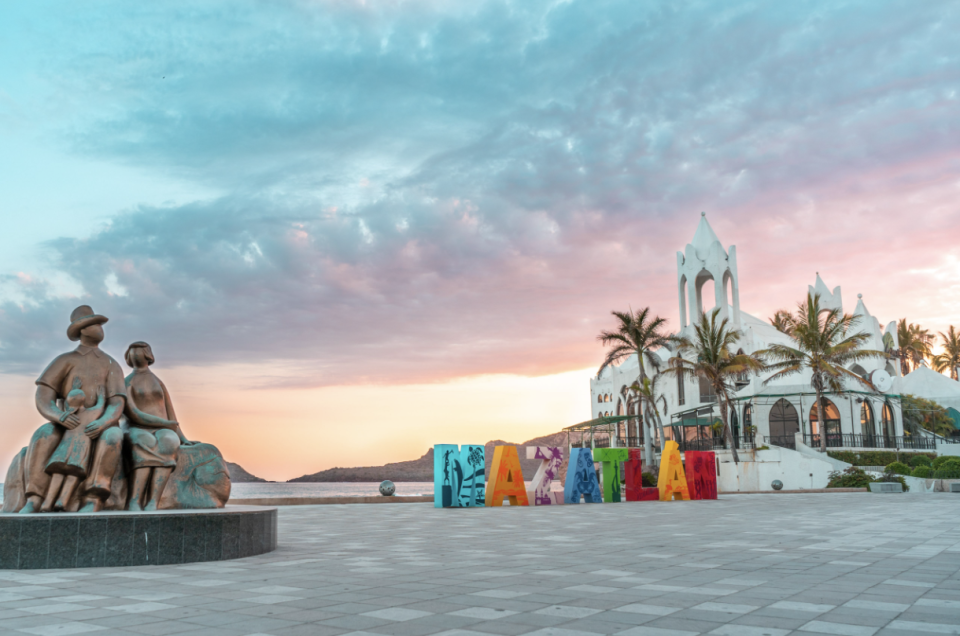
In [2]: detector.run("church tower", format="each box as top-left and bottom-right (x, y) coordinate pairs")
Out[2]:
(676, 212), (741, 329)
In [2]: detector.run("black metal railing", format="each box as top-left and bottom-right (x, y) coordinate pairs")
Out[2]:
(570, 435), (756, 452)
(802, 433), (938, 450)
(766, 435), (796, 450)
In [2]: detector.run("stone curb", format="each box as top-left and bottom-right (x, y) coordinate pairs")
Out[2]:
(720, 488), (867, 494)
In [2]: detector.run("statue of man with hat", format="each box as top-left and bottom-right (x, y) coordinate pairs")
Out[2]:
(18, 305), (127, 513)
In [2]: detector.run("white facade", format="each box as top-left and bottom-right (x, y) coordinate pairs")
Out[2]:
(589, 213), (924, 452)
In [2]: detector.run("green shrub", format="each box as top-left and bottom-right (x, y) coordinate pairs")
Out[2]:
(641, 472), (658, 487)
(827, 467), (874, 489)
(933, 456), (960, 469)
(934, 466), (960, 479)
(909, 455), (933, 468)
(827, 451), (859, 464)
(912, 466), (933, 478)
(877, 471), (910, 492)
(827, 451), (936, 467)
(885, 461), (912, 476)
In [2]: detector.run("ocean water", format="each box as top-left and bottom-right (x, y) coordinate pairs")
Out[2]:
(230, 482), (435, 499)
(0, 482), (435, 506)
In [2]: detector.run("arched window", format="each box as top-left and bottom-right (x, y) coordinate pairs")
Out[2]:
(743, 403), (753, 436)
(769, 399), (799, 440)
(882, 402), (896, 440)
(677, 370), (685, 406)
(860, 401), (875, 439)
(699, 376), (717, 403)
(604, 394), (611, 403)
(810, 399), (841, 438)
(850, 365), (868, 379)
(597, 394), (603, 403)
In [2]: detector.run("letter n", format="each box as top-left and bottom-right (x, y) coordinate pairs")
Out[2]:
(486, 446), (529, 507)
(657, 440), (690, 501)
(563, 447), (602, 504)
(593, 448), (628, 503)
(685, 451), (717, 500)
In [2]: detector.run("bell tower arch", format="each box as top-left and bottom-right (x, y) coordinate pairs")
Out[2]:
(676, 212), (740, 329)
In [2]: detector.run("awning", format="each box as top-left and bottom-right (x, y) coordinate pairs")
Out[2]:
(563, 415), (634, 432)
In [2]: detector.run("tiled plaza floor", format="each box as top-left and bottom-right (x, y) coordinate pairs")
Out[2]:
(2, 493), (960, 636)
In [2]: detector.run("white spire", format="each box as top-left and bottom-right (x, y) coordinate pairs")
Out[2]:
(690, 211), (722, 254)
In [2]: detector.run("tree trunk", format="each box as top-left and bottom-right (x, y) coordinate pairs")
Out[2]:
(816, 387), (827, 453)
(637, 361), (654, 468)
(719, 392), (739, 464)
(654, 406), (666, 457)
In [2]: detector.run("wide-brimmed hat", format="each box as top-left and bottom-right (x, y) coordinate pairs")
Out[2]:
(67, 305), (109, 341)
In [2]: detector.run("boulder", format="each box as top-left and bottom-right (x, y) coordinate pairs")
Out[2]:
(158, 442), (231, 509)
(2, 448), (27, 513)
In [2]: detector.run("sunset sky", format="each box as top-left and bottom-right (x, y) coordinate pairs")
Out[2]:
(1, 1), (959, 481)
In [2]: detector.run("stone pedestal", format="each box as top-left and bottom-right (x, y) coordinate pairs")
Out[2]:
(0, 506), (276, 570)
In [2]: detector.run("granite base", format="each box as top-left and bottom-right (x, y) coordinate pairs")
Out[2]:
(0, 505), (276, 570)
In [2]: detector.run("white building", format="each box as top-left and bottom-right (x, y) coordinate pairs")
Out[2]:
(588, 213), (959, 456)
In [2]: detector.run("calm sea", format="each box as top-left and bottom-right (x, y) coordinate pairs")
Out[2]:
(0, 481), (435, 506)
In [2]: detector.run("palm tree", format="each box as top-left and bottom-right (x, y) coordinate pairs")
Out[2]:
(760, 293), (886, 452)
(896, 319), (933, 375)
(770, 310), (793, 335)
(932, 326), (960, 381)
(663, 308), (766, 464)
(597, 307), (673, 466)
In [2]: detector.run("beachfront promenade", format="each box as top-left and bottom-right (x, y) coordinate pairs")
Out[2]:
(2, 494), (959, 636)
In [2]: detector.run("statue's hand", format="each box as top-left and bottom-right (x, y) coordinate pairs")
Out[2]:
(84, 419), (107, 439)
(181, 439), (197, 446)
(60, 411), (81, 429)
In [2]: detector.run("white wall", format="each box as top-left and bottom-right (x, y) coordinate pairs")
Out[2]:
(717, 446), (837, 492)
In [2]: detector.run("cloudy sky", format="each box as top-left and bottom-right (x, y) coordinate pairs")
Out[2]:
(1, 0), (958, 480)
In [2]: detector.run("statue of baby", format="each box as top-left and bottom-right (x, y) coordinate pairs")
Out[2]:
(41, 378), (106, 512)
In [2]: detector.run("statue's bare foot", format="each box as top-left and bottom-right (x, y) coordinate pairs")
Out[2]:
(127, 501), (143, 512)
(78, 499), (101, 513)
(144, 501), (158, 512)
(18, 498), (40, 514)
(53, 500), (67, 512)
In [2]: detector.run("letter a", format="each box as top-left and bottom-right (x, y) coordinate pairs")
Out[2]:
(486, 446), (529, 506)
(593, 448), (628, 503)
(564, 447), (602, 504)
(657, 440), (690, 501)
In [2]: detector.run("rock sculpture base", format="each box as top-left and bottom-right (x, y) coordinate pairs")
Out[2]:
(0, 506), (276, 570)
(2, 441), (231, 513)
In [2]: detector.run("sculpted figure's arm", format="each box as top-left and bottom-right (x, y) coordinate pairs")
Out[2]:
(124, 381), (179, 431)
(85, 395), (125, 439)
(161, 379), (194, 445)
(36, 384), (80, 429)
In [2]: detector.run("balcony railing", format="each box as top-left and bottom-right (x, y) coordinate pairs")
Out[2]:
(801, 433), (939, 450)
(571, 435), (756, 452)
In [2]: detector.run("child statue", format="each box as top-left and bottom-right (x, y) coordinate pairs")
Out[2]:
(41, 379), (106, 512)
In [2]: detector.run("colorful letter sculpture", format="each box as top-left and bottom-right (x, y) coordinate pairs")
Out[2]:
(593, 448), (627, 503)
(624, 448), (659, 501)
(684, 451), (718, 500)
(657, 440), (691, 501)
(433, 444), (486, 508)
(526, 446), (564, 505)
(564, 447), (603, 504)
(486, 446), (529, 507)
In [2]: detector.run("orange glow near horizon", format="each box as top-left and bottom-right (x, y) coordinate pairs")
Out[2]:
(0, 367), (595, 483)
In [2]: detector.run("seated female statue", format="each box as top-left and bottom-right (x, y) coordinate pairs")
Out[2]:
(122, 341), (195, 510)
